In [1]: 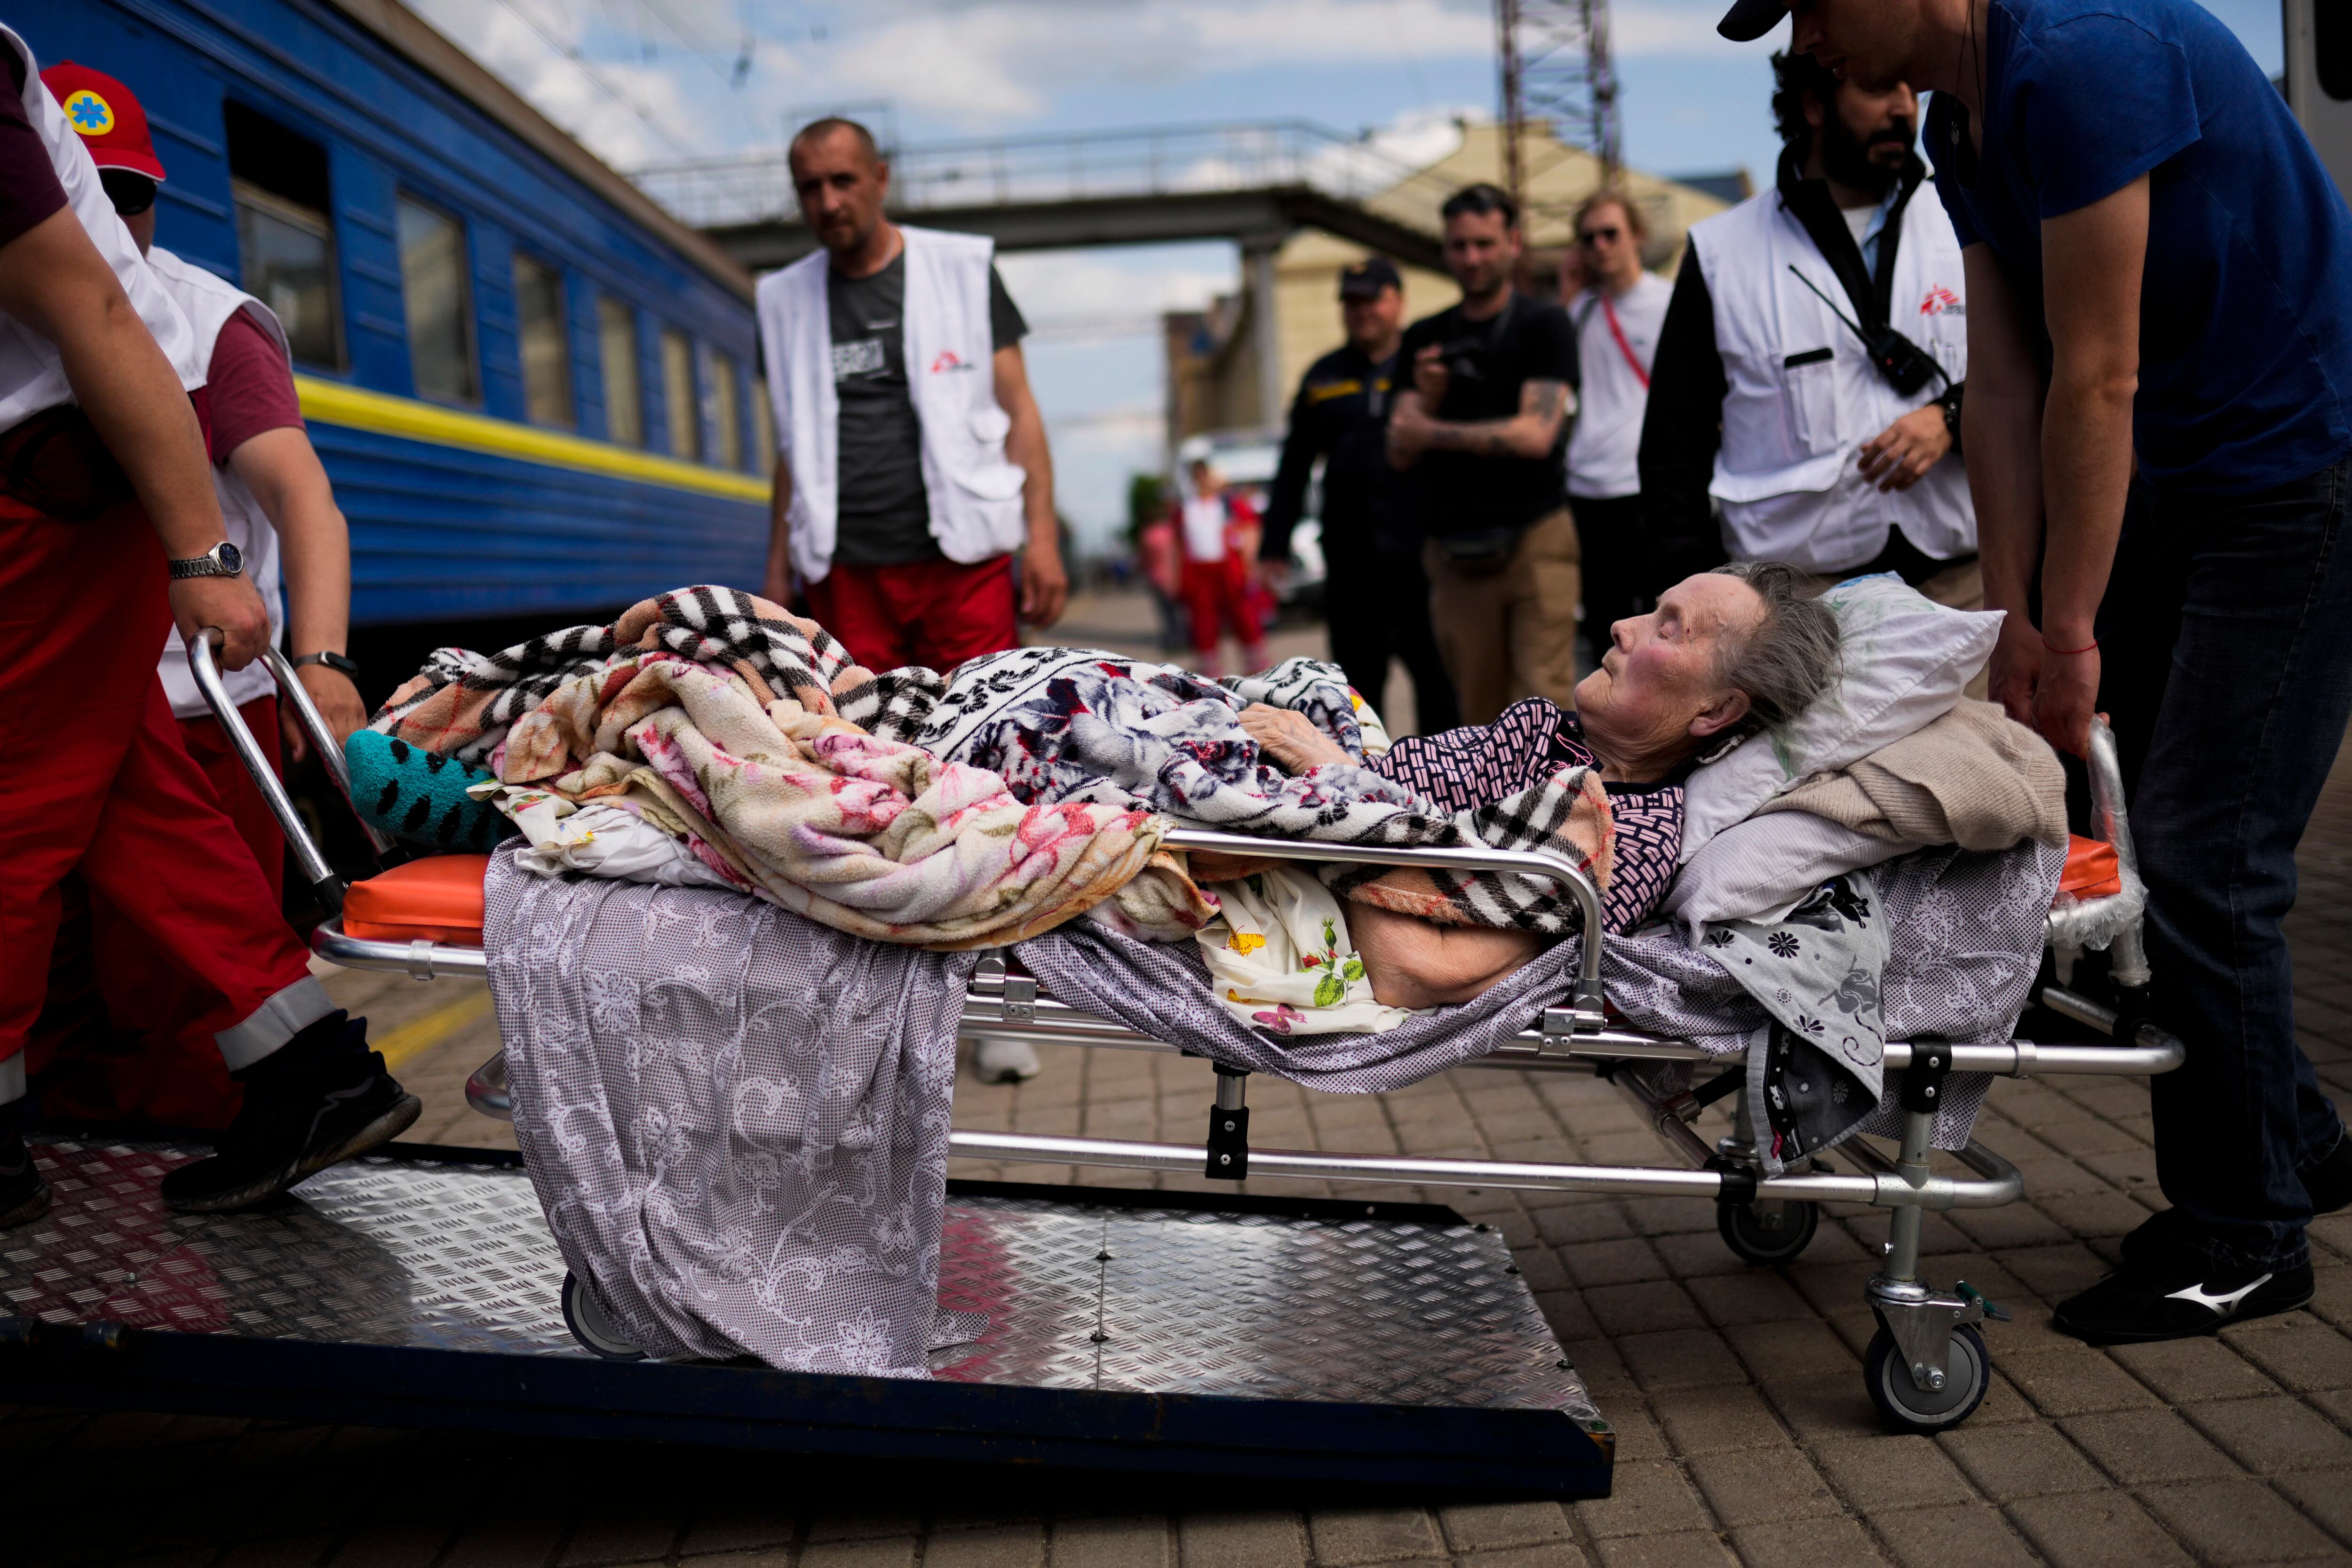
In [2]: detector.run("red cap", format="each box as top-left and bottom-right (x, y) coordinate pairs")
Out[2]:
(39, 62), (166, 183)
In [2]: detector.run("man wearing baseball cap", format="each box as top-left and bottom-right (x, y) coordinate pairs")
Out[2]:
(1263, 255), (1459, 733)
(0, 34), (415, 1231)
(1718, 0), (2352, 1345)
(31, 60), (374, 1135)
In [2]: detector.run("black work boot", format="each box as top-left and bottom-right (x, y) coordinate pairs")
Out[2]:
(0, 1114), (48, 1231)
(160, 1011), (420, 1213)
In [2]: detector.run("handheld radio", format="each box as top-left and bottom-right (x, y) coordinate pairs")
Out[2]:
(1786, 266), (1952, 398)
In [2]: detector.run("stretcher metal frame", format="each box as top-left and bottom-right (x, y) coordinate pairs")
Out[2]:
(245, 635), (2177, 1433)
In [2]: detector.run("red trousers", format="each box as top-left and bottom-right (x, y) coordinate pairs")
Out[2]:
(0, 496), (310, 1100)
(808, 554), (1018, 672)
(32, 698), (284, 1130)
(1182, 557), (1264, 657)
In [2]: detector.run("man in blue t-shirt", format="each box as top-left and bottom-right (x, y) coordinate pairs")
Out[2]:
(1717, 0), (2352, 1345)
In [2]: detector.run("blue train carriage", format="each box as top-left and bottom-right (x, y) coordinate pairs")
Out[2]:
(22, 0), (773, 653)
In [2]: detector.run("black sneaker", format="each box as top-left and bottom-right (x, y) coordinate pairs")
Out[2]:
(2302, 1131), (2352, 1216)
(160, 1013), (420, 1214)
(2053, 1259), (2315, 1345)
(0, 1134), (48, 1230)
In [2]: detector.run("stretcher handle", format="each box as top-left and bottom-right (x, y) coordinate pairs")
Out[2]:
(2081, 716), (2150, 989)
(1156, 824), (1609, 1026)
(187, 627), (348, 917)
(258, 645), (398, 859)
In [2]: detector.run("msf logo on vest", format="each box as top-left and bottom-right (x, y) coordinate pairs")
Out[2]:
(1919, 285), (1965, 318)
(929, 350), (979, 374)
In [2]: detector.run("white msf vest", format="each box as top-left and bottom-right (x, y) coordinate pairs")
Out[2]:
(1691, 183), (1973, 574)
(757, 225), (1026, 583)
(0, 24), (201, 436)
(145, 247), (291, 719)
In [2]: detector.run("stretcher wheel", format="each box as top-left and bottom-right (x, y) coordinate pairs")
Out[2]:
(1863, 1322), (1988, 1434)
(1716, 1197), (1819, 1265)
(561, 1271), (647, 1361)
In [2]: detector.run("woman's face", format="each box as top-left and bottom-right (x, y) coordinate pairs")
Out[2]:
(1575, 574), (1764, 765)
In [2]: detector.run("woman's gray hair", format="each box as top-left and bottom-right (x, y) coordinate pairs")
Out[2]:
(1709, 560), (1842, 734)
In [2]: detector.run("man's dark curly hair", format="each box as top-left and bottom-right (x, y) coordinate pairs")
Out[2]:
(1769, 49), (1843, 145)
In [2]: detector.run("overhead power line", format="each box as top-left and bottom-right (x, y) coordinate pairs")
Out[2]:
(492, 0), (703, 161)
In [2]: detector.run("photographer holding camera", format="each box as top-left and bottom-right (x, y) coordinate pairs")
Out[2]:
(1637, 51), (1976, 608)
(1387, 184), (1580, 725)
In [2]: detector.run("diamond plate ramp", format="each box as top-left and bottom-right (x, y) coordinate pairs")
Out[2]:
(1, 1144), (1612, 1495)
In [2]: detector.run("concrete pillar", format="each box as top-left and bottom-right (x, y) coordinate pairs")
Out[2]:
(1245, 239), (1283, 431)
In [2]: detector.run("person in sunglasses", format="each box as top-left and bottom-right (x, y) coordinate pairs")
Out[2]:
(1636, 49), (1976, 610)
(1561, 190), (1673, 662)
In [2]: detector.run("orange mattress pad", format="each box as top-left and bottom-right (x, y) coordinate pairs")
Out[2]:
(342, 853), (491, 946)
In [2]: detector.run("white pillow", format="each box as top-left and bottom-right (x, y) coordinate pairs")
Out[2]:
(1660, 809), (1913, 939)
(1679, 573), (2002, 862)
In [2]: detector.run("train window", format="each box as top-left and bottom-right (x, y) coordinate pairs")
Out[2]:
(223, 107), (342, 370)
(598, 297), (643, 447)
(753, 378), (776, 475)
(397, 198), (476, 404)
(513, 254), (573, 429)
(707, 350), (743, 470)
(660, 329), (699, 460)
(233, 185), (345, 370)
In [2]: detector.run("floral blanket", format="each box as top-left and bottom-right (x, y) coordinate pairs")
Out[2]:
(434, 648), (1209, 950)
(878, 646), (1616, 935)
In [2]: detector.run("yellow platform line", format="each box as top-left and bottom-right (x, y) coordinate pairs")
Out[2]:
(373, 987), (496, 1070)
(294, 375), (772, 503)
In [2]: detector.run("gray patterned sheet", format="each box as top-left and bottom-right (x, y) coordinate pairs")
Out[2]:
(485, 851), (983, 1377)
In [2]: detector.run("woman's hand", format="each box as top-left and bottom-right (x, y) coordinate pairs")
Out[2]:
(1239, 703), (1351, 773)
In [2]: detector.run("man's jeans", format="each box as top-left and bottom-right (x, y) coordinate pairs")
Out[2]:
(2099, 457), (2352, 1274)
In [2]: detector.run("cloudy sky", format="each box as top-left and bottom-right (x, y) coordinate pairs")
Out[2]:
(412, 0), (2288, 549)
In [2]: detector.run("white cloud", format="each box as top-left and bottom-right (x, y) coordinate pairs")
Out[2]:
(1607, 0), (1781, 58)
(820, 0), (1490, 131)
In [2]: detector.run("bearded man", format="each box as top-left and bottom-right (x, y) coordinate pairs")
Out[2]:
(1638, 49), (1976, 607)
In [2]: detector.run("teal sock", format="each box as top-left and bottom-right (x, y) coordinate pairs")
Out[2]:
(344, 730), (510, 853)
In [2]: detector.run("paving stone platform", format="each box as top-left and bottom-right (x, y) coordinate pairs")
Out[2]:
(6, 615), (2349, 1566)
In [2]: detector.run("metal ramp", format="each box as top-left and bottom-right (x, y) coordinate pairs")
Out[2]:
(0, 1140), (1613, 1496)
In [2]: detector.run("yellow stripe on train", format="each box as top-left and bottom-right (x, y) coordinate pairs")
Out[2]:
(293, 376), (773, 503)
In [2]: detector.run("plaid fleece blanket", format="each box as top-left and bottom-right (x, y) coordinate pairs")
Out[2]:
(373, 586), (946, 767)
(883, 647), (1615, 935)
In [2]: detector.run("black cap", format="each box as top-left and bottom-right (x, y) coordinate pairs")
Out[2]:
(1716, 0), (1788, 41)
(1338, 255), (1402, 299)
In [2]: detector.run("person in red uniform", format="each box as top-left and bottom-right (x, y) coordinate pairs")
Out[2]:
(30, 62), (371, 1131)
(1171, 456), (1268, 677)
(0, 27), (415, 1229)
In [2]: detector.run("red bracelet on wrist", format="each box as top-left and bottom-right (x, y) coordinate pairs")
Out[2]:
(2042, 636), (2098, 656)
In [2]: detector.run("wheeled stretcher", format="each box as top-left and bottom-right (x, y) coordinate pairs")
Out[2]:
(0, 634), (2183, 1492)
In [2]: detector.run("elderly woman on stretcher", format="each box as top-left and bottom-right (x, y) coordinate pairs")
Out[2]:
(1214, 561), (1838, 1027)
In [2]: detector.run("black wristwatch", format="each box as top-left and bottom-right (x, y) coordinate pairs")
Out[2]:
(1937, 382), (1965, 444)
(292, 650), (360, 680)
(167, 540), (243, 580)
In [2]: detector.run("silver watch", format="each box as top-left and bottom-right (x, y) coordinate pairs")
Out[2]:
(167, 541), (244, 580)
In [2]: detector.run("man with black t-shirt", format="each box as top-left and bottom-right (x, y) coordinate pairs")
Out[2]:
(1387, 184), (1581, 725)
(758, 118), (1065, 674)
